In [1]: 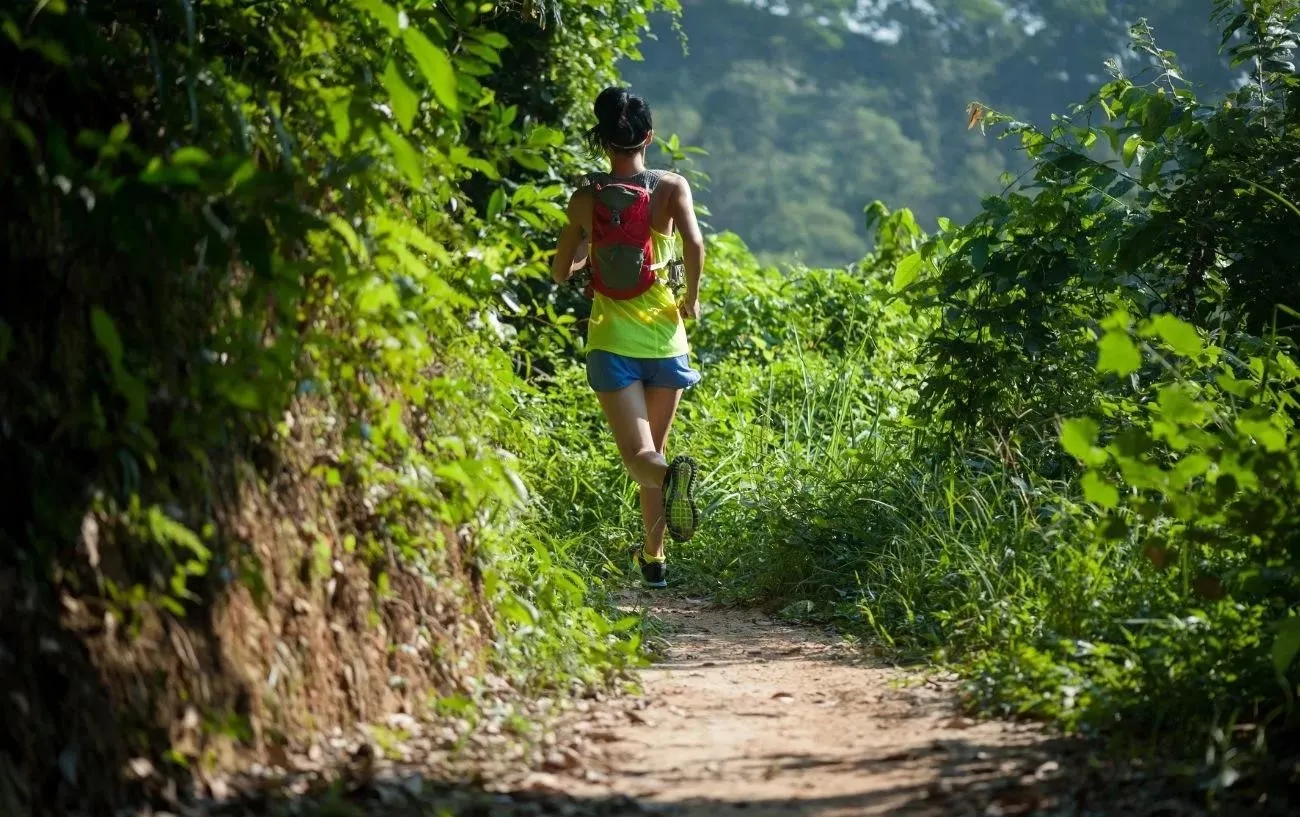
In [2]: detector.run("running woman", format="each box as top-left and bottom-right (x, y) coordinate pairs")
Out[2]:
(550, 86), (705, 589)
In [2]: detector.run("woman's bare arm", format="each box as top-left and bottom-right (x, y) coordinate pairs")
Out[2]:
(551, 192), (591, 284)
(667, 175), (705, 319)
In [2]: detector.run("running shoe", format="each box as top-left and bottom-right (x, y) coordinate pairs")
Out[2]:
(632, 547), (668, 589)
(662, 455), (699, 542)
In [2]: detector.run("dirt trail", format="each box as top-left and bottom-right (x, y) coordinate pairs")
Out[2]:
(201, 594), (1205, 816)
(526, 594), (1175, 817)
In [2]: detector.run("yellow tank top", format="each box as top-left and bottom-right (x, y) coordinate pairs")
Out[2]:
(586, 229), (690, 359)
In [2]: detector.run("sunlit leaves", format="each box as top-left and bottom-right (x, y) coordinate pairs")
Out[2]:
(381, 125), (422, 185)
(1155, 383), (1207, 426)
(511, 148), (549, 172)
(383, 60), (418, 131)
(1146, 314), (1203, 358)
(1061, 417), (1107, 466)
(892, 252), (922, 292)
(1121, 133), (1142, 167)
(352, 0), (403, 35)
(1081, 471), (1119, 509)
(326, 89), (353, 142)
(356, 276), (401, 314)
(1096, 330), (1141, 376)
(403, 28), (458, 112)
(526, 126), (565, 148)
(1237, 414), (1288, 452)
(487, 187), (506, 221)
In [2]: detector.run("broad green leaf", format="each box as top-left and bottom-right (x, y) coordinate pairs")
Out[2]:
(1122, 134), (1141, 168)
(328, 215), (366, 261)
(449, 147), (500, 179)
(1140, 93), (1173, 141)
(139, 157), (200, 186)
(1156, 384), (1206, 425)
(1148, 314), (1203, 358)
(1100, 308), (1133, 332)
(1273, 616), (1300, 674)
(892, 252), (922, 292)
(357, 279), (400, 314)
(1096, 330), (1141, 376)
(511, 149), (549, 172)
(351, 0), (400, 35)
(1237, 417), (1287, 452)
(403, 29), (458, 112)
(1061, 417), (1105, 466)
(171, 146), (211, 166)
(1081, 471), (1119, 509)
(472, 30), (508, 49)
(534, 202), (567, 224)
(1170, 454), (1212, 488)
(382, 60), (418, 132)
(461, 40), (502, 65)
(1103, 125), (1120, 153)
(1216, 372), (1257, 399)
(527, 126), (565, 148)
(517, 209), (546, 230)
(327, 91), (352, 143)
(380, 216), (450, 263)
(381, 126), (422, 186)
(610, 615), (640, 633)
(498, 595), (538, 626)
(486, 188), (505, 221)
(90, 306), (124, 368)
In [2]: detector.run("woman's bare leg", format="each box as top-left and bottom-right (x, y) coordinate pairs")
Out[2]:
(639, 387), (683, 559)
(595, 382), (669, 490)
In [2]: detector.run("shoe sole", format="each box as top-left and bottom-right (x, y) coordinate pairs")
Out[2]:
(664, 456), (699, 542)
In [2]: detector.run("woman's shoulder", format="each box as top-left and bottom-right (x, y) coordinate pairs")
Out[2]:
(647, 170), (689, 196)
(580, 169), (687, 186)
(648, 168), (685, 183)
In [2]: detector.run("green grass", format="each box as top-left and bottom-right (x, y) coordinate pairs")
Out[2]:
(512, 260), (1295, 768)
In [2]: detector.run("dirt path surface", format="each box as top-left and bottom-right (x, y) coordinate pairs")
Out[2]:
(524, 594), (1185, 817)
(200, 594), (1213, 817)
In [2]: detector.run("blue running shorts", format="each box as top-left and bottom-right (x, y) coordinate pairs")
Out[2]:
(586, 350), (702, 393)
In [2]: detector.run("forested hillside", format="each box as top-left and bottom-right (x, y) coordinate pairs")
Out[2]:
(623, 0), (1232, 265)
(4, 0), (1300, 815)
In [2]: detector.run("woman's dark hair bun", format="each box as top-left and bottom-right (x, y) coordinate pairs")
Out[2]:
(585, 86), (652, 153)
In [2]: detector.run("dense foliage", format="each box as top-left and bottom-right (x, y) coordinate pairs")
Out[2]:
(520, 0), (1300, 798)
(622, 0), (1235, 266)
(0, 1), (668, 813)
(5, 0), (1300, 812)
(0, 0), (692, 651)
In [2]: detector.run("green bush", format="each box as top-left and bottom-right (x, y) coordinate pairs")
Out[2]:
(515, 4), (1300, 789)
(0, 0), (672, 735)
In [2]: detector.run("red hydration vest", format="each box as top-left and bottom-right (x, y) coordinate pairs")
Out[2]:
(588, 172), (667, 300)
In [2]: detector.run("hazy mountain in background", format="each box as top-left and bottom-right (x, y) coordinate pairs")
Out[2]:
(623, 0), (1231, 266)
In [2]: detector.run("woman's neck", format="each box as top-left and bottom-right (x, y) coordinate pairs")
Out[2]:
(608, 151), (647, 177)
